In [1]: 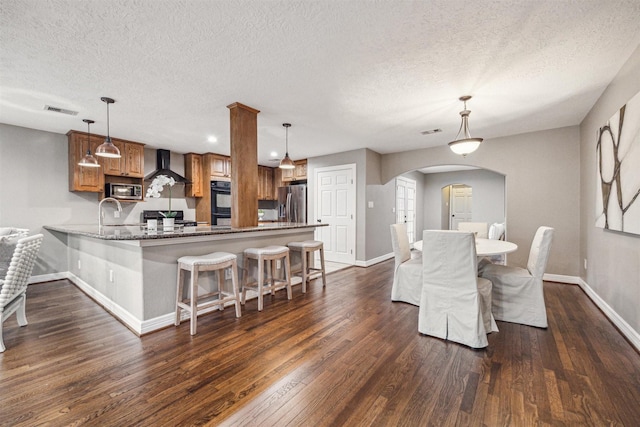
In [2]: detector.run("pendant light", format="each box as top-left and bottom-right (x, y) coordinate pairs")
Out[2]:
(78, 119), (100, 167)
(95, 97), (121, 158)
(279, 123), (295, 169)
(448, 95), (483, 157)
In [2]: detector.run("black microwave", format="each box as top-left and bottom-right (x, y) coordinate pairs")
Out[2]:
(105, 183), (143, 200)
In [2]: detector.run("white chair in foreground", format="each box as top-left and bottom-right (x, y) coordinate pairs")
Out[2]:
(1, 234), (43, 352)
(480, 226), (554, 328)
(390, 223), (422, 306)
(418, 230), (498, 349)
(458, 222), (488, 238)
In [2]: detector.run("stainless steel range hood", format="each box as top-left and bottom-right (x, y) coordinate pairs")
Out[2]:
(144, 149), (190, 183)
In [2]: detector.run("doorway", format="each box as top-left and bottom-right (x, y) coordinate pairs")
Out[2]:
(443, 184), (472, 230)
(396, 177), (417, 243)
(314, 164), (356, 264)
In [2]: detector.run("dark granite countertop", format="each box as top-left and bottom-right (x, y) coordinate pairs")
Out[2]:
(44, 222), (325, 241)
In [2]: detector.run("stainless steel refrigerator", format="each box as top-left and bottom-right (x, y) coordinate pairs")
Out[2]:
(278, 184), (307, 223)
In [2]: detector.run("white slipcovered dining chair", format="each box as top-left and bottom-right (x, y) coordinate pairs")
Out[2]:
(486, 222), (507, 265)
(457, 222), (488, 238)
(1, 233), (43, 352)
(418, 230), (498, 348)
(480, 226), (554, 328)
(390, 223), (422, 306)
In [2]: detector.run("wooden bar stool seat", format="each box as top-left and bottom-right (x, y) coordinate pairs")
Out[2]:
(241, 245), (292, 311)
(175, 252), (241, 335)
(287, 240), (327, 293)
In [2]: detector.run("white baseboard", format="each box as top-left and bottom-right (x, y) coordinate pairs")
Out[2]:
(543, 273), (581, 284)
(67, 272), (144, 334)
(355, 252), (394, 268)
(140, 298), (248, 335)
(29, 271), (70, 284)
(577, 278), (640, 352)
(34, 272), (260, 335)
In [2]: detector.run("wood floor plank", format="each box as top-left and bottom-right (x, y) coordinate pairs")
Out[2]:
(1, 264), (639, 426)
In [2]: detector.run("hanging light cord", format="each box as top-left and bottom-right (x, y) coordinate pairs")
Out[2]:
(106, 101), (110, 141)
(285, 125), (289, 154)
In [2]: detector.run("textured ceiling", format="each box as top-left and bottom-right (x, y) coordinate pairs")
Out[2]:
(2, 0), (640, 166)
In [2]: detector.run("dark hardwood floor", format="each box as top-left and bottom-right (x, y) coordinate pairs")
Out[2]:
(1, 259), (639, 426)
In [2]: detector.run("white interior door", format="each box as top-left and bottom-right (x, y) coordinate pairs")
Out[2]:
(450, 184), (472, 230)
(396, 177), (417, 243)
(315, 165), (356, 264)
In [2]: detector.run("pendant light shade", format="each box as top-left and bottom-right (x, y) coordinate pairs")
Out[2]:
(279, 123), (295, 169)
(448, 96), (483, 157)
(95, 97), (121, 158)
(78, 119), (100, 167)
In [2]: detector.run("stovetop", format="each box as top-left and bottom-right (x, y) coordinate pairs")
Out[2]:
(141, 210), (198, 227)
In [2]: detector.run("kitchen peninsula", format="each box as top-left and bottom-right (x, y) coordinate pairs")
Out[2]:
(45, 223), (326, 335)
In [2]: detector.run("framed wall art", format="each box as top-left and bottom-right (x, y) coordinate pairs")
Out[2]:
(595, 90), (640, 235)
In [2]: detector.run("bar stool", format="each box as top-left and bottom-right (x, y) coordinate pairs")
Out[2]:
(287, 240), (327, 293)
(175, 252), (241, 335)
(241, 246), (292, 311)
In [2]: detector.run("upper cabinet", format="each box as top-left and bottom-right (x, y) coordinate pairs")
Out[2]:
(281, 159), (307, 182)
(208, 153), (231, 179)
(68, 130), (145, 196)
(68, 131), (104, 192)
(294, 159), (307, 180)
(184, 153), (203, 197)
(258, 166), (275, 200)
(101, 140), (145, 177)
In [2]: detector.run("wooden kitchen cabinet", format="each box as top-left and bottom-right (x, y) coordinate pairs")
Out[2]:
(68, 130), (145, 197)
(208, 153), (231, 178)
(102, 140), (145, 177)
(272, 166), (283, 198)
(184, 153), (203, 197)
(294, 159), (307, 180)
(258, 165), (274, 200)
(68, 130), (104, 192)
(281, 159), (307, 182)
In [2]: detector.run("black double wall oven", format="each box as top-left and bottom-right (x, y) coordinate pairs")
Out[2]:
(211, 181), (231, 226)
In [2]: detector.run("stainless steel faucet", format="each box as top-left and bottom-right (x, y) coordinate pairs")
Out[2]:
(98, 197), (123, 227)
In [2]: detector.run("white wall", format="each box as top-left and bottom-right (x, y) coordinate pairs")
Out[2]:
(579, 44), (640, 337)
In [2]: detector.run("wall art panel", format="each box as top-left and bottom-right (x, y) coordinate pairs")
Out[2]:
(595, 90), (640, 235)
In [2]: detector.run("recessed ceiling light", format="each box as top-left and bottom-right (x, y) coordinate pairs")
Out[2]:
(207, 136), (217, 143)
(270, 151), (278, 157)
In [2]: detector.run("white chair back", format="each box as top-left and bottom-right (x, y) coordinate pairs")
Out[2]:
(422, 230), (478, 290)
(1, 233), (43, 351)
(488, 222), (505, 240)
(0, 234), (43, 308)
(419, 230), (496, 348)
(390, 223), (411, 268)
(457, 222), (488, 238)
(526, 227), (554, 278)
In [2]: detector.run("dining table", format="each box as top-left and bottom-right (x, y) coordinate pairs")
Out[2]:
(413, 237), (517, 256)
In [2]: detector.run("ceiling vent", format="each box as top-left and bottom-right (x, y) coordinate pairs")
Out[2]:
(44, 105), (78, 115)
(420, 128), (442, 135)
